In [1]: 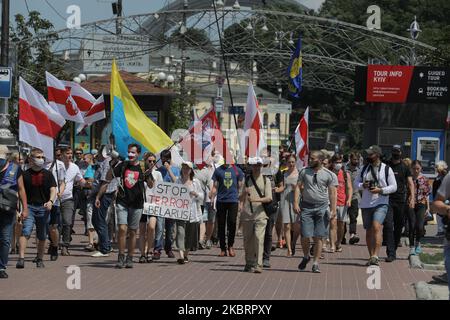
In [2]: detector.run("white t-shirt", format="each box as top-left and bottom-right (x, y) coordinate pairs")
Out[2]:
(61, 162), (83, 201)
(46, 160), (66, 206)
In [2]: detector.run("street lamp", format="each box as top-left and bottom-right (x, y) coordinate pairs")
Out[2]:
(233, 0), (241, 10)
(407, 16), (421, 66)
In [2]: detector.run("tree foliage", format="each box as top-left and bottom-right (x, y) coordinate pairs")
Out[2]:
(9, 11), (71, 136)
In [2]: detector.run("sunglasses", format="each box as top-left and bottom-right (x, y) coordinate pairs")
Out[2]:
(75, 152), (82, 155)
(148, 160), (156, 164)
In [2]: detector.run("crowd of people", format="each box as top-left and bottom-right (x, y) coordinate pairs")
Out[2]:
(0, 143), (448, 293)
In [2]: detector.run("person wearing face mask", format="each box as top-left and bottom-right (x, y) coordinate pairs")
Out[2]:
(383, 145), (415, 262)
(59, 147), (86, 257)
(16, 148), (56, 269)
(354, 145), (397, 266)
(107, 143), (154, 269)
(294, 151), (338, 273)
(345, 152), (362, 245)
(330, 154), (352, 253)
(0, 147), (28, 278)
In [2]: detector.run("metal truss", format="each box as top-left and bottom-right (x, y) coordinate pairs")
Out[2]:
(22, 4), (437, 95)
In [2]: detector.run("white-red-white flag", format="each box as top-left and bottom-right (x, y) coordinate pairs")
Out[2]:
(46, 71), (85, 123)
(19, 77), (66, 160)
(180, 106), (233, 168)
(295, 106), (309, 169)
(75, 95), (106, 134)
(244, 82), (266, 158)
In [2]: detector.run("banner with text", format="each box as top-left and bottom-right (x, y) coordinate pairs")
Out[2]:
(366, 65), (450, 104)
(143, 182), (193, 221)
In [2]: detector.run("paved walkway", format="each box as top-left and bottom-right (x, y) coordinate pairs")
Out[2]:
(0, 217), (443, 300)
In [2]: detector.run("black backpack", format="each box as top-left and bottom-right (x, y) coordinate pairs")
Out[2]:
(360, 163), (390, 186)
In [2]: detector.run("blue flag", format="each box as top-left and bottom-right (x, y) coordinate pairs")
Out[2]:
(287, 37), (302, 98)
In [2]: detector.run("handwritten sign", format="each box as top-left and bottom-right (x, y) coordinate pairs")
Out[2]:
(143, 182), (193, 221)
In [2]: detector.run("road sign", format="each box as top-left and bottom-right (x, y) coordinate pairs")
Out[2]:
(82, 34), (150, 73)
(215, 97), (224, 112)
(266, 104), (292, 114)
(0, 67), (12, 99)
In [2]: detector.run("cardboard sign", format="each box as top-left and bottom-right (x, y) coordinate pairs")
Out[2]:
(143, 182), (193, 221)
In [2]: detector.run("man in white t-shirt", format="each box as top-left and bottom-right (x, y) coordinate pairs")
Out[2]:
(45, 146), (66, 261)
(60, 147), (86, 256)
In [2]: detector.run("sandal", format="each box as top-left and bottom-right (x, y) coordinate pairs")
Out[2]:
(177, 258), (185, 264)
(336, 246), (343, 252)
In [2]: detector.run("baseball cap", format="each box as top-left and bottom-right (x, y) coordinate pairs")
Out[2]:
(365, 145), (382, 156)
(248, 157), (263, 165)
(181, 160), (194, 169)
(392, 145), (402, 152)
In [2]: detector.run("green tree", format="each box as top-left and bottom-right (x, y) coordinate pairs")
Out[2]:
(9, 11), (70, 136)
(168, 90), (197, 134)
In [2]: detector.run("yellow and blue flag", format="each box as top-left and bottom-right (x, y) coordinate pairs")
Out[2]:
(110, 60), (173, 158)
(287, 37), (302, 98)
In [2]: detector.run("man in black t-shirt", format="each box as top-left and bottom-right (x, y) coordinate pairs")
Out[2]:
(107, 143), (154, 269)
(17, 148), (56, 269)
(0, 149), (28, 279)
(383, 145), (415, 262)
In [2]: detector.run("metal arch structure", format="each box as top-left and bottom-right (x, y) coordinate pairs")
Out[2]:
(23, 4), (438, 95)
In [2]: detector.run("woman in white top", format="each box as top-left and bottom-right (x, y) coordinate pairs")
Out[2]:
(176, 161), (204, 264)
(139, 153), (163, 263)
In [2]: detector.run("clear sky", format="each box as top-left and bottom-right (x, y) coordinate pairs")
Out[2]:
(11, 0), (325, 31)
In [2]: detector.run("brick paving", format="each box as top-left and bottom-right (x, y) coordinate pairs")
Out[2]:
(0, 217), (443, 300)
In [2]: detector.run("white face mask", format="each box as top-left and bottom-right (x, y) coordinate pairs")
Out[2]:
(128, 152), (137, 160)
(32, 157), (45, 168)
(334, 163), (343, 171)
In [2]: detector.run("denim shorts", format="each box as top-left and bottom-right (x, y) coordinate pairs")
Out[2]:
(300, 203), (328, 238)
(336, 206), (348, 222)
(444, 239), (450, 295)
(22, 205), (50, 241)
(201, 203), (216, 223)
(361, 204), (389, 229)
(116, 203), (143, 230)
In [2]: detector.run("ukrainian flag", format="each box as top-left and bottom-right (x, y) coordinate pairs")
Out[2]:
(111, 60), (173, 158)
(287, 37), (302, 98)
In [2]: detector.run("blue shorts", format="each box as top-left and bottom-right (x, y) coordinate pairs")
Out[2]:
(300, 203), (328, 238)
(22, 205), (50, 241)
(201, 203), (216, 223)
(361, 204), (389, 229)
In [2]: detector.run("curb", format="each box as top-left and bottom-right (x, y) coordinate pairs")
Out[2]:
(409, 254), (423, 269)
(414, 281), (449, 300)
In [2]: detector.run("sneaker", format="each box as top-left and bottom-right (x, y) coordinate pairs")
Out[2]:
(139, 255), (147, 263)
(263, 259), (271, 268)
(115, 254), (126, 269)
(298, 256), (311, 271)
(253, 267), (263, 274)
(36, 258), (45, 268)
(166, 251), (175, 258)
(125, 256), (134, 268)
(61, 247), (70, 256)
(349, 235), (360, 245)
(415, 244), (422, 255)
(16, 258), (25, 269)
(409, 247), (416, 256)
(49, 246), (58, 261)
(385, 256), (396, 263)
(91, 251), (109, 257)
(184, 256), (189, 263)
(312, 263), (321, 273)
(177, 258), (185, 264)
(146, 254), (153, 263)
(205, 240), (212, 249)
(199, 240), (206, 250)
(152, 251), (161, 260)
(432, 273), (448, 284)
(369, 256), (379, 266)
(243, 265), (254, 272)
(0, 270), (8, 279)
